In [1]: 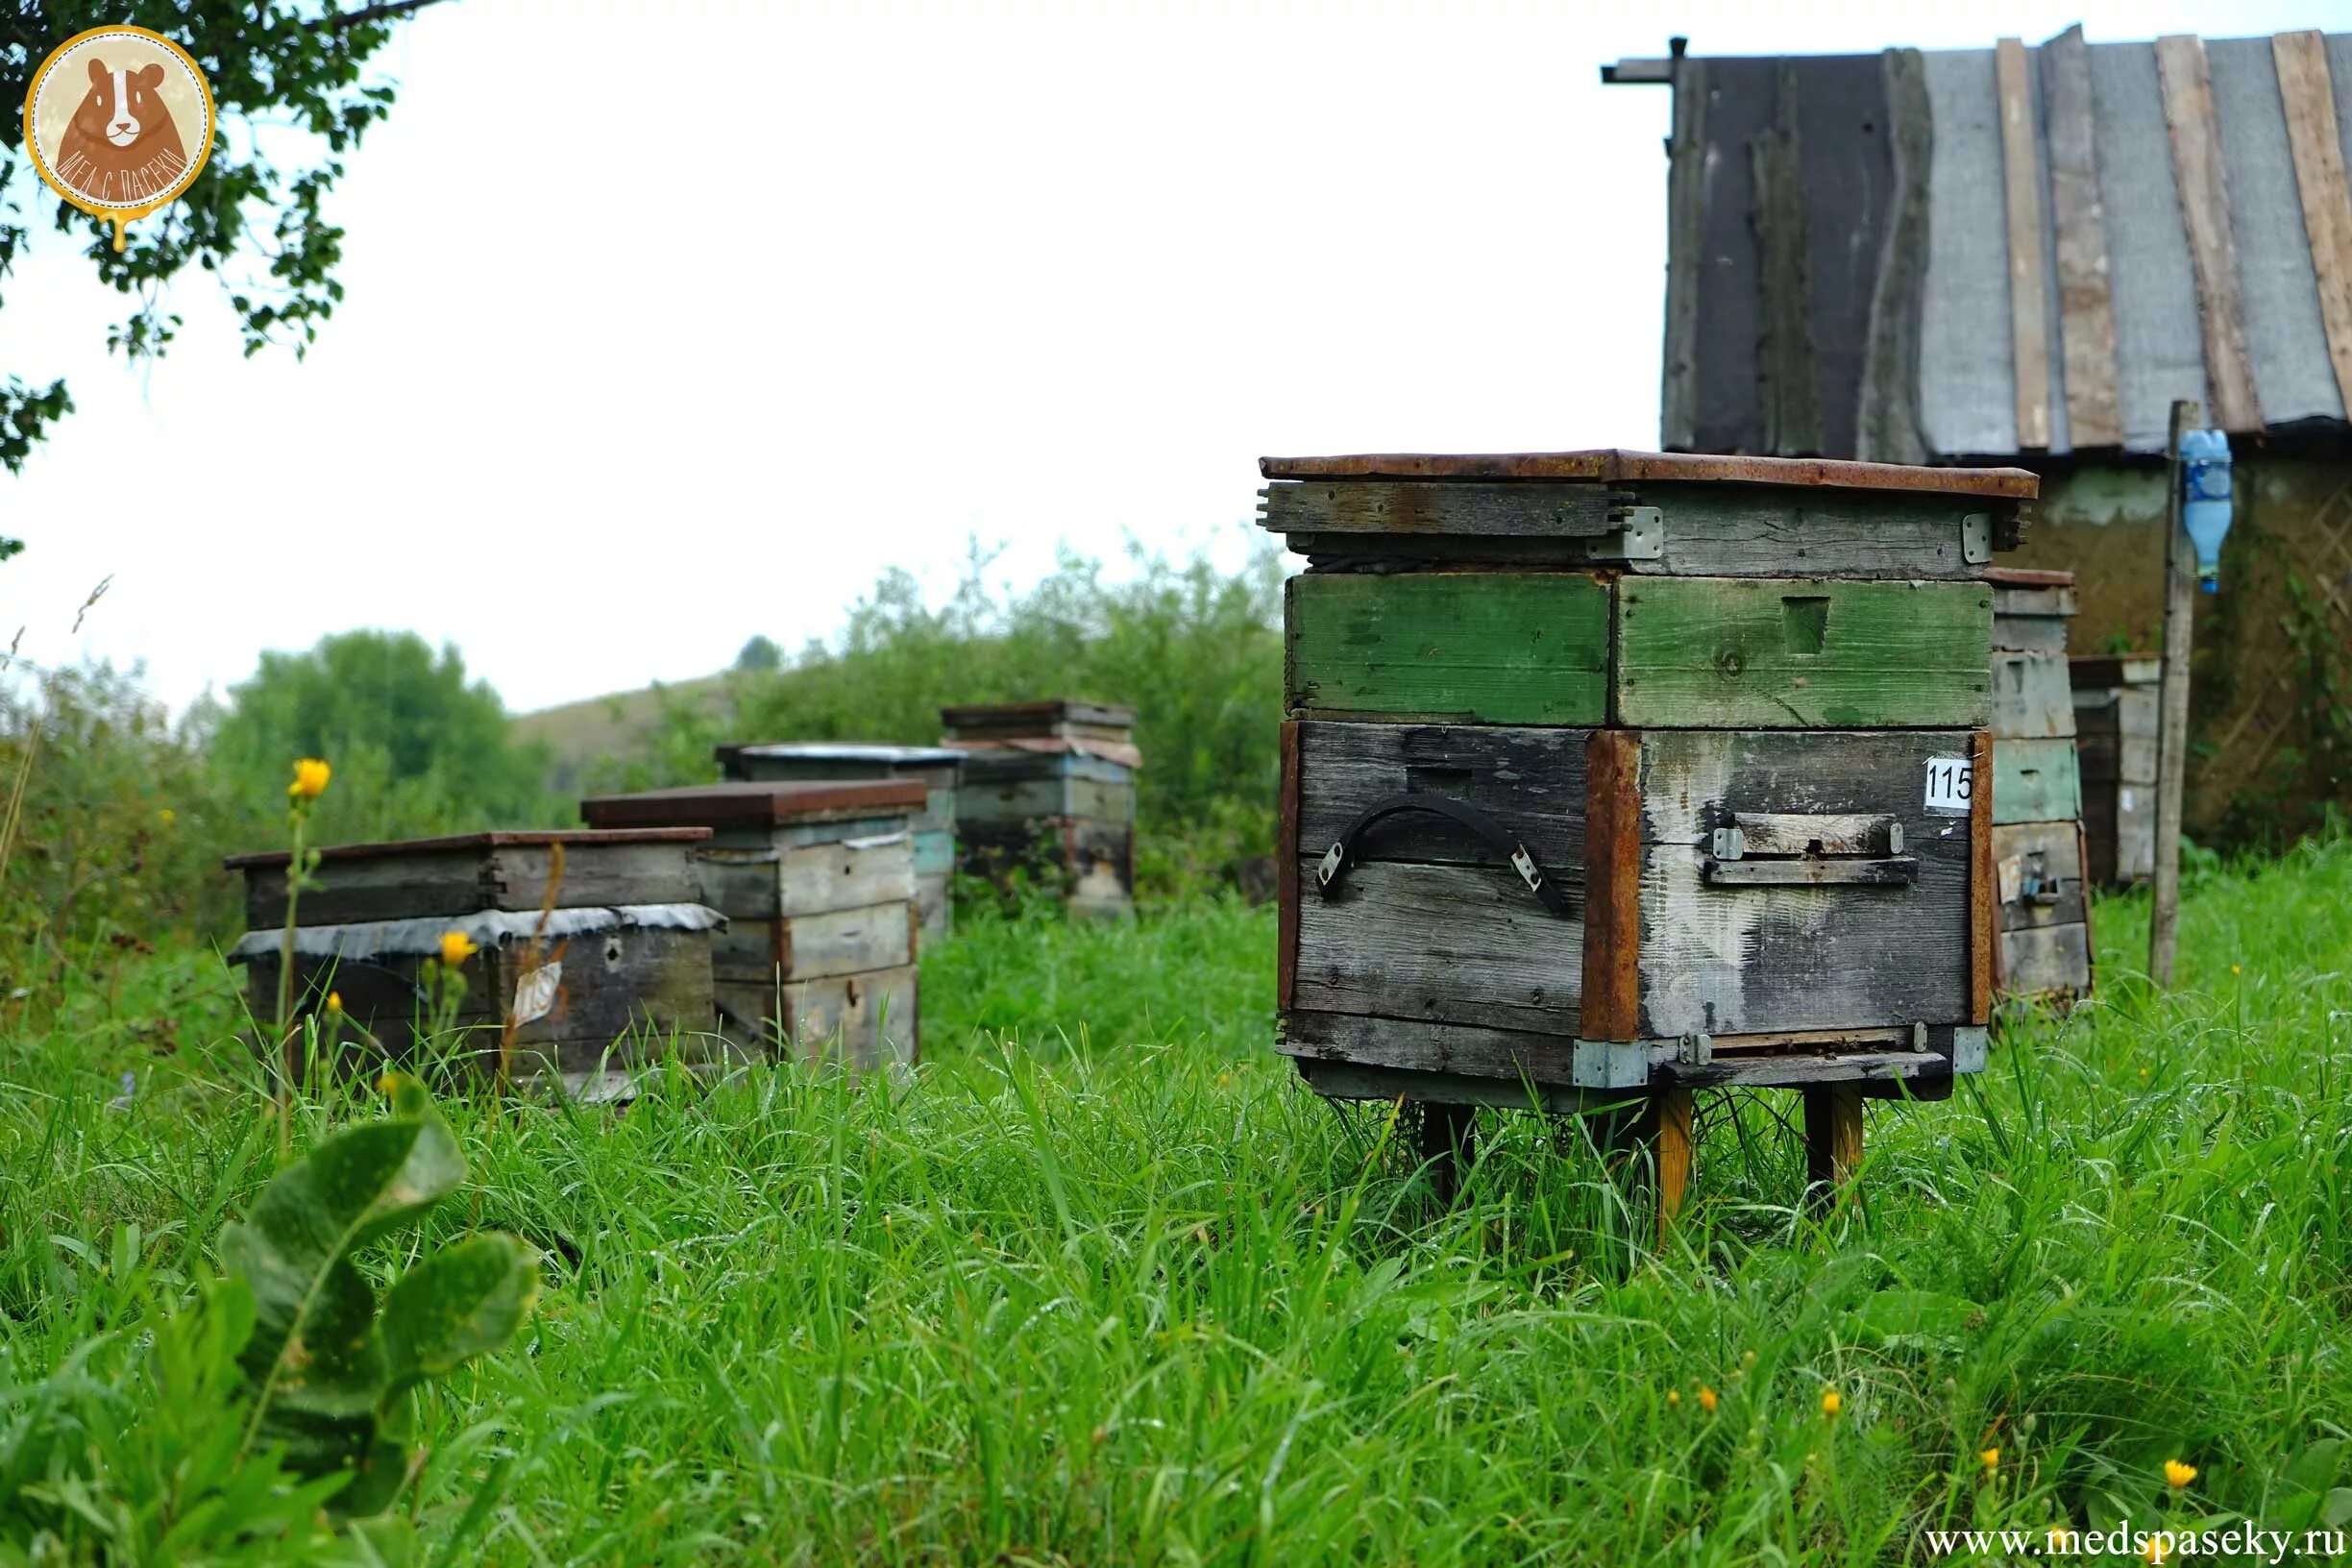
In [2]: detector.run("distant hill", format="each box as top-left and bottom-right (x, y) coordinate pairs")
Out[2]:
(510, 672), (733, 793)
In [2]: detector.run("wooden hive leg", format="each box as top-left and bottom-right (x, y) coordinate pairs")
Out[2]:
(1802, 1085), (1866, 1206)
(1419, 1101), (1477, 1205)
(1654, 1089), (1695, 1230)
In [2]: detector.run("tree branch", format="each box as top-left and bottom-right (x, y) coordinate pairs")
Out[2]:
(308, 0), (453, 31)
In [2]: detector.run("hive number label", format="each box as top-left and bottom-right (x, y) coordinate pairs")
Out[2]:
(1923, 755), (1972, 816)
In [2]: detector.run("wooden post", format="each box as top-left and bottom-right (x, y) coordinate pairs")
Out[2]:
(1654, 1089), (1695, 1229)
(2149, 399), (2199, 989)
(1419, 1101), (1476, 1206)
(1802, 1085), (1865, 1201)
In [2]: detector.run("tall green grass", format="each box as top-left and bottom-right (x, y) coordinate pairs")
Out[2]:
(4, 839), (2348, 1562)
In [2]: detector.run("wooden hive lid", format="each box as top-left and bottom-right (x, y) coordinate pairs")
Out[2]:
(939, 698), (1137, 735)
(1260, 449), (2039, 498)
(578, 779), (926, 830)
(224, 826), (709, 871)
(716, 741), (966, 767)
(1983, 567), (2076, 587)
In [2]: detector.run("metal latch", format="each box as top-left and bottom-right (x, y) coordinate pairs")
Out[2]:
(1678, 1032), (1714, 1066)
(1702, 811), (1918, 887)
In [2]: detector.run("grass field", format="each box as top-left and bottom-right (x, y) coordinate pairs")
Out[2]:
(4, 840), (2350, 1563)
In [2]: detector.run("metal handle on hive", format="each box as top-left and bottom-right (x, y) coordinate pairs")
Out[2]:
(1313, 791), (1573, 919)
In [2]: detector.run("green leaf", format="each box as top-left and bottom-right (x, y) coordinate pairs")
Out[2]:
(219, 1083), (464, 1470)
(378, 1235), (540, 1410)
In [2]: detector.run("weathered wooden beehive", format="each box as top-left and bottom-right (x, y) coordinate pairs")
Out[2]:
(715, 743), (963, 938)
(578, 781), (922, 1074)
(1986, 569), (2094, 1003)
(1260, 449), (2036, 1209)
(940, 700), (1139, 917)
(225, 829), (725, 1098)
(2070, 655), (2160, 888)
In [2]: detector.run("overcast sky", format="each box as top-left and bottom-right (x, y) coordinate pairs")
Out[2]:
(5, 0), (2334, 715)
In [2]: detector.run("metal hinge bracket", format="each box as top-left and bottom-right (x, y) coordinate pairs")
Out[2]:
(1961, 512), (1993, 564)
(1592, 505), (1666, 561)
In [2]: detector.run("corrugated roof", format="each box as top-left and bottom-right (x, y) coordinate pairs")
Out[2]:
(1619, 28), (2352, 461)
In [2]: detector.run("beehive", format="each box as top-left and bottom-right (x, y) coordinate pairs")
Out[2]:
(940, 700), (1139, 917)
(716, 743), (963, 938)
(1260, 449), (2036, 1208)
(1986, 569), (2094, 1004)
(225, 829), (724, 1098)
(2070, 655), (2160, 888)
(578, 781), (922, 1073)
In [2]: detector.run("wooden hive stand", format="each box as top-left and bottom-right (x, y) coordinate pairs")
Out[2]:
(224, 829), (725, 1100)
(1986, 568), (2095, 1005)
(940, 699), (1141, 917)
(1261, 449), (2036, 1225)
(579, 781), (924, 1076)
(717, 742), (965, 940)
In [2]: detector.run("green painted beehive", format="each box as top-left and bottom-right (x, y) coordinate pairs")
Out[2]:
(1260, 448), (2039, 1210)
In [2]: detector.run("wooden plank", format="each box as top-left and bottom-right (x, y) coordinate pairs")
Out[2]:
(1991, 736), (2082, 823)
(955, 775), (1134, 824)
(240, 839), (705, 929)
(1992, 820), (2089, 929)
(2274, 31), (2352, 416)
(1633, 729), (1974, 1038)
(1993, 616), (2070, 654)
(1295, 721), (1590, 871)
(716, 963), (919, 1075)
(1291, 1058), (1591, 1114)
(1731, 811), (1898, 856)
(913, 873), (950, 942)
(1692, 55), (1776, 454)
(2043, 24), (2125, 448)
(1992, 583), (2078, 618)
(1753, 59), (1825, 456)
(1997, 37), (2054, 451)
(1654, 1045), (1953, 1091)
(1286, 573), (1610, 725)
(1662, 57), (1708, 451)
(1992, 652), (2079, 739)
(1260, 480), (1618, 539)
(2156, 36), (2263, 431)
(1614, 577), (1993, 729)
(1654, 1089), (1694, 1228)
(1291, 860), (1584, 1038)
(714, 904), (915, 984)
(1703, 857), (1917, 888)
(694, 836), (917, 921)
(1291, 484), (2004, 581)
(1858, 46), (1933, 466)
(1997, 921), (2093, 998)
(1803, 1084), (1867, 1192)
(1260, 450), (2042, 499)
(1970, 731), (1997, 1025)
(2076, 730), (2157, 785)
(1278, 721), (1300, 1012)
(1580, 729), (1642, 1042)
(1279, 1008), (1578, 1086)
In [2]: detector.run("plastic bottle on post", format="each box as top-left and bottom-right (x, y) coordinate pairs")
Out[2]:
(2180, 429), (2232, 595)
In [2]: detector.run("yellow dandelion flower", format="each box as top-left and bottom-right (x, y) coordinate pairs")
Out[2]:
(1697, 1385), (1718, 1413)
(326, 992), (342, 1014)
(2047, 1527), (2069, 1552)
(2146, 1535), (2170, 1565)
(439, 930), (478, 967)
(1979, 1446), (1999, 1471)
(158, 807), (176, 825)
(1666, 1388), (1681, 1409)
(2164, 1458), (2196, 1489)
(2230, 964), (2242, 975)
(287, 757), (331, 800)
(1821, 1387), (1843, 1418)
